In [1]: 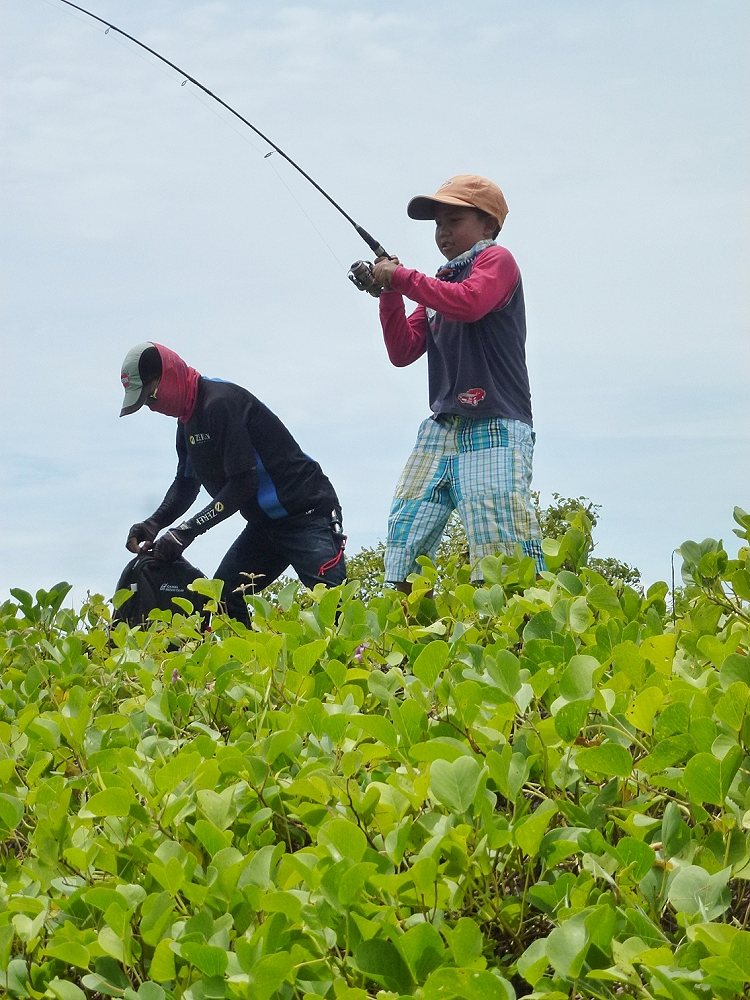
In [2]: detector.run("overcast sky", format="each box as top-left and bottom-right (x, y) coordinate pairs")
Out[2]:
(2, 0), (748, 607)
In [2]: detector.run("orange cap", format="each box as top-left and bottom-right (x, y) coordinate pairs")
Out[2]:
(407, 174), (509, 230)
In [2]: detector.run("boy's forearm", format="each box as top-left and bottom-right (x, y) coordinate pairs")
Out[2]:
(390, 248), (519, 323)
(378, 292), (427, 366)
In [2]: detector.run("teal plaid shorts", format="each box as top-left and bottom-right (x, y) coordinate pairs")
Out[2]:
(385, 414), (545, 582)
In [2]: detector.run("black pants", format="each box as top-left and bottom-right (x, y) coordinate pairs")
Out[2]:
(214, 509), (346, 623)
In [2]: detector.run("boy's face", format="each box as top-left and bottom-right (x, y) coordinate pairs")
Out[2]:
(433, 205), (496, 259)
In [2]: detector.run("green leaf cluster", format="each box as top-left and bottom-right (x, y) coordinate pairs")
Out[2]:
(0, 511), (749, 1000)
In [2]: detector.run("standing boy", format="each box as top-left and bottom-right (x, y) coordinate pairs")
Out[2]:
(120, 342), (346, 623)
(370, 174), (544, 590)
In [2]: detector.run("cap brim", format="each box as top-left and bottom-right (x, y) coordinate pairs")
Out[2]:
(407, 194), (475, 220)
(119, 384), (151, 417)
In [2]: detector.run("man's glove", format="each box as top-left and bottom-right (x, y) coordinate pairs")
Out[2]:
(152, 523), (196, 562)
(126, 518), (160, 553)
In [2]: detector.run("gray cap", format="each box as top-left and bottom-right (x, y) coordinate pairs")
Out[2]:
(119, 342), (160, 416)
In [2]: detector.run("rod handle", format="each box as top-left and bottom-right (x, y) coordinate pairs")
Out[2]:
(355, 225), (389, 259)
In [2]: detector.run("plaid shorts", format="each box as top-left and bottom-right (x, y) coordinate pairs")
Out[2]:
(385, 414), (545, 582)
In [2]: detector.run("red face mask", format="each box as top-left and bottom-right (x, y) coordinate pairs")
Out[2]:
(147, 344), (201, 422)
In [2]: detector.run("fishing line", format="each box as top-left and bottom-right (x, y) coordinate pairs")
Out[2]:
(261, 157), (350, 270)
(46, 0), (389, 260)
(54, 2), (271, 158)
(163, 84), (348, 267)
(79, 21), (347, 268)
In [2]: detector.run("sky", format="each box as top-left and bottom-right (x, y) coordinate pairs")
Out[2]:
(2, 0), (748, 608)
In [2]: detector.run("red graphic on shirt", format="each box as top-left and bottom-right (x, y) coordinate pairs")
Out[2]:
(457, 388), (486, 407)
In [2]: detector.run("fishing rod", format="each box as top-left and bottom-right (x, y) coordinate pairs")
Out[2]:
(52, 0), (389, 294)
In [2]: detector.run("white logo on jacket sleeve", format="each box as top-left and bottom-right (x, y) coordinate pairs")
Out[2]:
(195, 501), (224, 527)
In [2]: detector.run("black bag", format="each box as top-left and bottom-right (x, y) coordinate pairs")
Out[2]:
(113, 553), (207, 626)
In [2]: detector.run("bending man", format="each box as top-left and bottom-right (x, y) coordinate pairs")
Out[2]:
(119, 342), (346, 623)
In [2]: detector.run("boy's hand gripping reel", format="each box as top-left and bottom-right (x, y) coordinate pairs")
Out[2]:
(348, 229), (391, 297)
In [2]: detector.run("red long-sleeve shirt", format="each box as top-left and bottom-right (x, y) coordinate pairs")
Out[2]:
(378, 245), (533, 423)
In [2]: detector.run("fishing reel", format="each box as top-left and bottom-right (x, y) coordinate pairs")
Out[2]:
(348, 260), (383, 297)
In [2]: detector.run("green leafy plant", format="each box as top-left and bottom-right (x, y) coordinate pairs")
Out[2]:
(0, 509), (748, 999)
